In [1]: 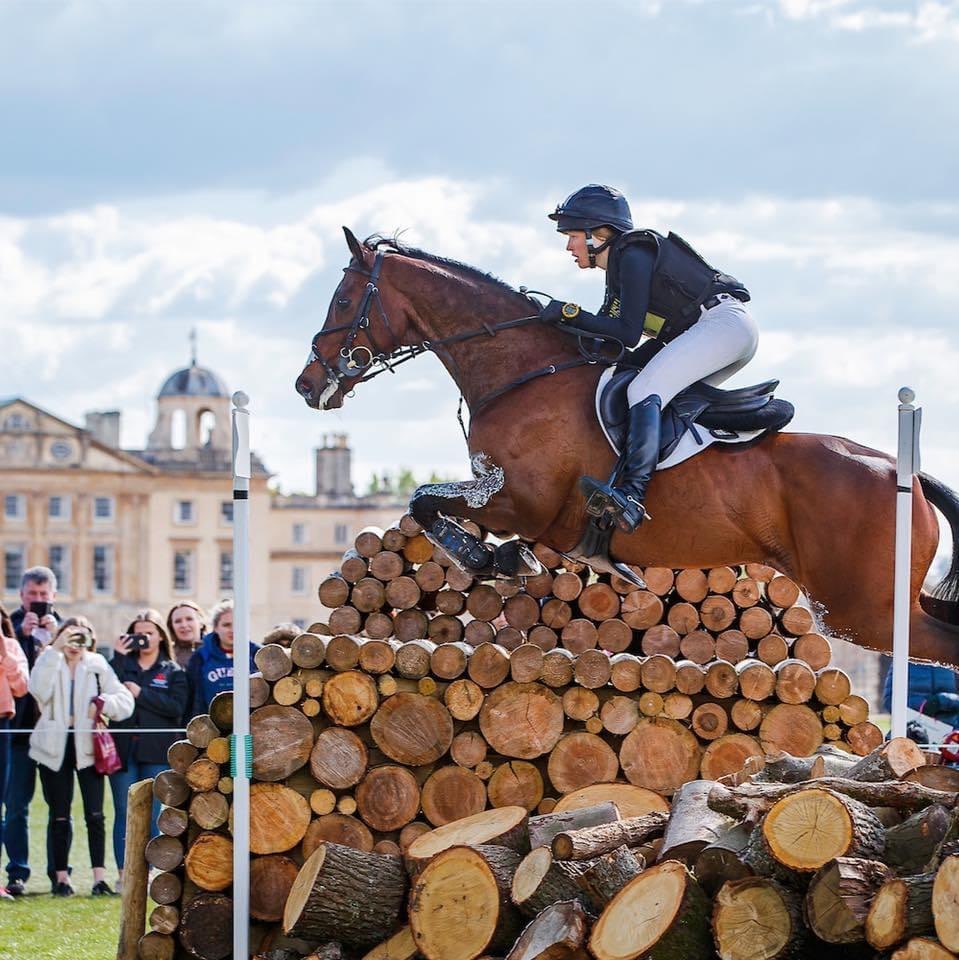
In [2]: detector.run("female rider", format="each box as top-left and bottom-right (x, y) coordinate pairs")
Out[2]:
(541, 184), (759, 533)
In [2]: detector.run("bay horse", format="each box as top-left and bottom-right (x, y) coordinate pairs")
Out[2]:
(295, 228), (959, 668)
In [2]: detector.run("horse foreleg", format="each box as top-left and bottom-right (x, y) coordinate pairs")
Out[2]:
(409, 453), (542, 578)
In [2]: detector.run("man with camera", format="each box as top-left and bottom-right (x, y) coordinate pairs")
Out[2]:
(3, 567), (63, 897)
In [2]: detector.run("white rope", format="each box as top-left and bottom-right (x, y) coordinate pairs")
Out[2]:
(0, 727), (187, 735)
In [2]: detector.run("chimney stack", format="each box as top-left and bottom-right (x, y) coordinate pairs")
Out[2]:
(315, 433), (353, 499)
(85, 411), (121, 448)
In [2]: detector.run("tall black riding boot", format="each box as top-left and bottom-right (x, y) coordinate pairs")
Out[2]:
(579, 394), (662, 534)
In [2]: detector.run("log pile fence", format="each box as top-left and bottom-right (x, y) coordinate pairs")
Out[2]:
(123, 517), (959, 960)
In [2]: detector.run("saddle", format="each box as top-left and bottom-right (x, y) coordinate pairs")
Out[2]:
(598, 368), (795, 463)
(566, 368), (795, 586)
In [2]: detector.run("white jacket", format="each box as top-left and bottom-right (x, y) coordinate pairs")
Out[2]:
(29, 647), (135, 772)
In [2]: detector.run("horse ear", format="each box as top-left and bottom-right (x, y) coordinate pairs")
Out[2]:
(342, 226), (367, 264)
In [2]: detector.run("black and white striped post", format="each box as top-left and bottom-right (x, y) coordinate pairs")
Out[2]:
(891, 386), (921, 739)
(231, 390), (253, 958)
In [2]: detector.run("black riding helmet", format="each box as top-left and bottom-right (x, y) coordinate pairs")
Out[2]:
(549, 184), (633, 266)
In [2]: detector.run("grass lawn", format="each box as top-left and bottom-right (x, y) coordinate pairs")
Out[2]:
(1, 782), (123, 959)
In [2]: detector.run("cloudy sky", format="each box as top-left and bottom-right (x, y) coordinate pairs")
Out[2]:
(1, 0), (956, 528)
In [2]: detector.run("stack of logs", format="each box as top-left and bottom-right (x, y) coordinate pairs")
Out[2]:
(127, 518), (959, 959)
(315, 518), (887, 767)
(275, 737), (959, 960)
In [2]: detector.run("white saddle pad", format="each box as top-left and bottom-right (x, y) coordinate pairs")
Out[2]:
(594, 366), (765, 471)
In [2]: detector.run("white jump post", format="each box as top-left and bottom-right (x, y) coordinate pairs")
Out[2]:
(891, 386), (922, 739)
(231, 390), (253, 959)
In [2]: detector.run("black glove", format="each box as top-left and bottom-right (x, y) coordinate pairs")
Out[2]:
(540, 299), (581, 325)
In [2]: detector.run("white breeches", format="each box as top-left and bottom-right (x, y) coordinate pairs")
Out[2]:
(626, 294), (759, 408)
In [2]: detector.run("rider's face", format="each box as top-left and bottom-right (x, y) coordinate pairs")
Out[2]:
(564, 231), (592, 269)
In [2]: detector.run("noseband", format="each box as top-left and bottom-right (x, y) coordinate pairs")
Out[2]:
(306, 253), (398, 404)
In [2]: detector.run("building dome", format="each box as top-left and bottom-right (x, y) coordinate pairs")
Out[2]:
(158, 362), (228, 399)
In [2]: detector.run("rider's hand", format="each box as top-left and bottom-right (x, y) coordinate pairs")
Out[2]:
(540, 299), (578, 325)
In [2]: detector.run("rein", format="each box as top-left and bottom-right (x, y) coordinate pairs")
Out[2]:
(309, 252), (627, 433)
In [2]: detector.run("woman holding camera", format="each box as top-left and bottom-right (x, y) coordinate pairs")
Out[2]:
(165, 601), (207, 670)
(109, 609), (188, 887)
(28, 617), (134, 896)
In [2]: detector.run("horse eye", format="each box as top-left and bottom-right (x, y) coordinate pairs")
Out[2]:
(337, 297), (351, 309)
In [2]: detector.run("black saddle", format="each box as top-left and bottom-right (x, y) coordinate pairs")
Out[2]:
(599, 368), (795, 459)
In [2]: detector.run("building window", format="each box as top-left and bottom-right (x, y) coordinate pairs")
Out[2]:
(334, 523), (349, 545)
(292, 522), (307, 545)
(219, 550), (233, 592)
(48, 545), (70, 594)
(220, 501), (234, 525)
(4, 495), (25, 520)
(173, 550), (193, 593)
(175, 500), (195, 524)
(49, 495), (71, 520)
(291, 566), (307, 595)
(92, 545), (114, 594)
(4, 544), (25, 592)
(94, 496), (114, 521)
(4, 413), (27, 431)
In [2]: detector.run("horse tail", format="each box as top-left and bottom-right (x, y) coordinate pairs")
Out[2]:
(918, 472), (959, 625)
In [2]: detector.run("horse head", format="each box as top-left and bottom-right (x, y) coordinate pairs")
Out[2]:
(295, 227), (418, 410)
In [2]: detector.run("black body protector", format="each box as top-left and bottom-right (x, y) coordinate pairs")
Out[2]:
(601, 228), (750, 345)
(577, 230), (750, 534)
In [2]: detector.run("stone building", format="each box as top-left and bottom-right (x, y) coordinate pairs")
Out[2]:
(0, 358), (405, 641)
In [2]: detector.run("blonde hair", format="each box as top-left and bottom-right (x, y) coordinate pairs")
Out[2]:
(125, 608), (174, 661)
(210, 599), (234, 631)
(166, 601), (207, 644)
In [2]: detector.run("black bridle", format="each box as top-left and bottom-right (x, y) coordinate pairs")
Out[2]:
(305, 251), (625, 425)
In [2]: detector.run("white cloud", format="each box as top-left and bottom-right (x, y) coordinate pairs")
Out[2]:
(772, 0), (959, 40)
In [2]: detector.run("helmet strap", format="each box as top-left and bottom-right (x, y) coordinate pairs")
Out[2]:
(585, 229), (615, 268)
(585, 230), (597, 268)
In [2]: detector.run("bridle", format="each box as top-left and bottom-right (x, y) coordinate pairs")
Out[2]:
(304, 250), (625, 426)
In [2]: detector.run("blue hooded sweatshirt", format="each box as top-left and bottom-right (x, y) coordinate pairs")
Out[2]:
(186, 631), (260, 718)
(881, 661), (959, 729)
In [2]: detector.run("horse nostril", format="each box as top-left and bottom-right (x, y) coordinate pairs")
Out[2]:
(295, 376), (314, 401)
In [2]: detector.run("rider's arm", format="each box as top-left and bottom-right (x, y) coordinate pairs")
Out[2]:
(611, 244), (655, 345)
(545, 245), (656, 345)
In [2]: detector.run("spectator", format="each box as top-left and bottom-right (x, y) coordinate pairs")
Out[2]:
(109, 610), (189, 889)
(29, 618), (134, 896)
(0, 604), (29, 901)
(165, 602), (207, 670)
(2, 566), (62, 898)
(882, 661), (959, 727)
(186, 600), (259, 717)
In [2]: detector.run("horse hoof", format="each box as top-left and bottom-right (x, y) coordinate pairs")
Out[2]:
(493, 540), (544, 579)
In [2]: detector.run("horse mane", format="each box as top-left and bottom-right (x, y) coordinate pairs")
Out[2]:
(364, 233), (524, 299)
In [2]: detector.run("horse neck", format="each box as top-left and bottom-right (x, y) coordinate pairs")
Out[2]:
(392, 259), (581, 409)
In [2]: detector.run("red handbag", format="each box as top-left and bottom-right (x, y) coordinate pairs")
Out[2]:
(91, 678), (122, 776)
